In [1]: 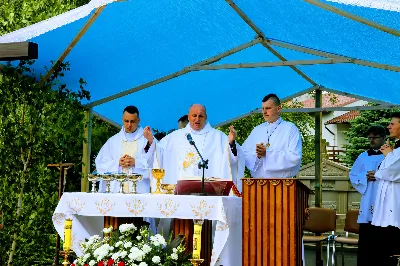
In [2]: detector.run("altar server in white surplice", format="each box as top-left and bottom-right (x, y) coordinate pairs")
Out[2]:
(371, 112), (400, 266)
(242, 93), (302, 178)
(155, 104), (245, 191)
(348, 125), (385, 266)
(95, 105), (156, 194)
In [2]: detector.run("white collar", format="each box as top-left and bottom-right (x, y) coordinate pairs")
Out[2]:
(265, 117), (283, 126)
(120, 126), (143, 142)
(185, 122), (212, 135)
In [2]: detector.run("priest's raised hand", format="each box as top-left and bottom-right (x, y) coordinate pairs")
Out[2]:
(228, 125), (237, 144)
(143, 126), (154, 145)
(380, 139), (393, 156)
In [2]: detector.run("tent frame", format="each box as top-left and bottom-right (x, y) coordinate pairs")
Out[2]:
(34, 0), (399, 263)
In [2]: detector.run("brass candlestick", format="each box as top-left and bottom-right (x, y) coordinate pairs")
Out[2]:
(151, 169), (165, 194)
(60, 250), (71, 266)
(189, 259), (204, 266)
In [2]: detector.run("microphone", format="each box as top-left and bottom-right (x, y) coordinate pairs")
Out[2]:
(184, 132), (208, 196)
(185, 133), (195, 145)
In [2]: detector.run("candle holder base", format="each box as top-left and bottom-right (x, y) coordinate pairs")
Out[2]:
(189, 259), (204, 266)
(60, 250), (71, 266)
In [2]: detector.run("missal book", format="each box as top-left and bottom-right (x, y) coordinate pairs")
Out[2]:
(175, 177), (233, 196)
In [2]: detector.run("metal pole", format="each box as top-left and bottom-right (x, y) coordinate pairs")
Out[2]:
(82, 109), (92, 192)
(315, 89), (323, 265)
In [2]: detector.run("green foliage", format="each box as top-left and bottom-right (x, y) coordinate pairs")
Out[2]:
(0, 0), (90, 35)
(218, 101), (315, 177)
(342, 106), (399, 166)
(0, 60), (90, 265)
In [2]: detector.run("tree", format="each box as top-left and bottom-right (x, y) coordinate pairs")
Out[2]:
(0, 60), (90, 265)
(0, 0), (90, 36)
(342, 106), (400, 166)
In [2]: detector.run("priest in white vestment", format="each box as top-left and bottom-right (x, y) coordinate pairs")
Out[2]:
(371, 112), (400, 265)
(349, 125), (385, 266)
(242, 93), (304, 264)
(242, 93), (302, 178)
(155, 104), (245, 190)
(155, 104), (245, 265)
(95, 106), (156, 194)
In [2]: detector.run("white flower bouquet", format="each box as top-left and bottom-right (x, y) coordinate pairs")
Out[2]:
(71, 224), (191, 266)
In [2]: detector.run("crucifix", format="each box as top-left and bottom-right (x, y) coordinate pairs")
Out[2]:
(0, 42), (38, 61)
(48, 162), (74, 266)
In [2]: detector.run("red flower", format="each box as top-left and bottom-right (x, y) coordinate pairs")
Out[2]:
(71, 265), (75, 266)
(117, 262), (125, 266)
(84, 264), (89, 266)
(107, 259), (115, 266)
(97, 262), (104, 266)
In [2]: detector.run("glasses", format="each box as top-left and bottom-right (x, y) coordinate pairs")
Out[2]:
(367, 136), (382, 140)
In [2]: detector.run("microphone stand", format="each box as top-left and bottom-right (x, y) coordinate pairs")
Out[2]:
(188, 137), (208, 196)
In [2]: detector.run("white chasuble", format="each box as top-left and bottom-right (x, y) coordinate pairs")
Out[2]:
(121, 140), (138, 192)
(349, 151), (384, 223)
(372, 146), (400, 228)
(155, 122), (245, 191)
(242, 117), (302, 178)
(95, 126), (156, 194)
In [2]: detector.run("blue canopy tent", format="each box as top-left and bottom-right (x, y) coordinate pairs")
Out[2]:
(1, 0), (399, 205)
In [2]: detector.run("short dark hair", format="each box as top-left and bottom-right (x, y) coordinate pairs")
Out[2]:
(178, 115), (188, 123)
(391, 112), (400, 119)
(123, 106), (139, 117)
(367, 125), (386, 137)
(262, 94), (280, 105)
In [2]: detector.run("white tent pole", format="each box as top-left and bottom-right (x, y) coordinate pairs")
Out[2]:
(92, 111), (121, 128)
(215, 104), (400, 127)
(265, 39), (400, 72)
(191, 58), (352, 70)
(304, 0), (400, 38)
(225, 0), (318, 86)
(280, 105), (400, 113)
(213, 85), (318, 127)
(319, 86), (394, 105)
(87, 38), (262, 107)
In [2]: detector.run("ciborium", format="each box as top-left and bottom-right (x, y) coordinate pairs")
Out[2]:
(151, 168), (165, 194)
(161, 184), (176, 194)
(127, 173), (143, 194)
(87, 174), (98, 193)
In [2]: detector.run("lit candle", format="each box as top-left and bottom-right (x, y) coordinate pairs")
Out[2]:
(193, 220), (203, 259)
(63, 219), (72, 251)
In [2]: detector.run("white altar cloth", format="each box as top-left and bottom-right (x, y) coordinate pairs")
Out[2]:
(52, 192), (242, 266)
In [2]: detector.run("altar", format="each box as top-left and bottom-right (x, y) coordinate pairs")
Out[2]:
(52, 193), (242, 266)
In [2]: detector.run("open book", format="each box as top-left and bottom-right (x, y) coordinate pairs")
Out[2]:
(178, 176), (231, 182)
(176, 176), (234, 196)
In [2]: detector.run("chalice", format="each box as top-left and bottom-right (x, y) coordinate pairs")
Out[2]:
(127, 174), (143, 194)
(151, 168), (165, 194)
(87, 174), (98, 193)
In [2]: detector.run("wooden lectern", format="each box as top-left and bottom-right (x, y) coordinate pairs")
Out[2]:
(242, 178), (310, 266)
